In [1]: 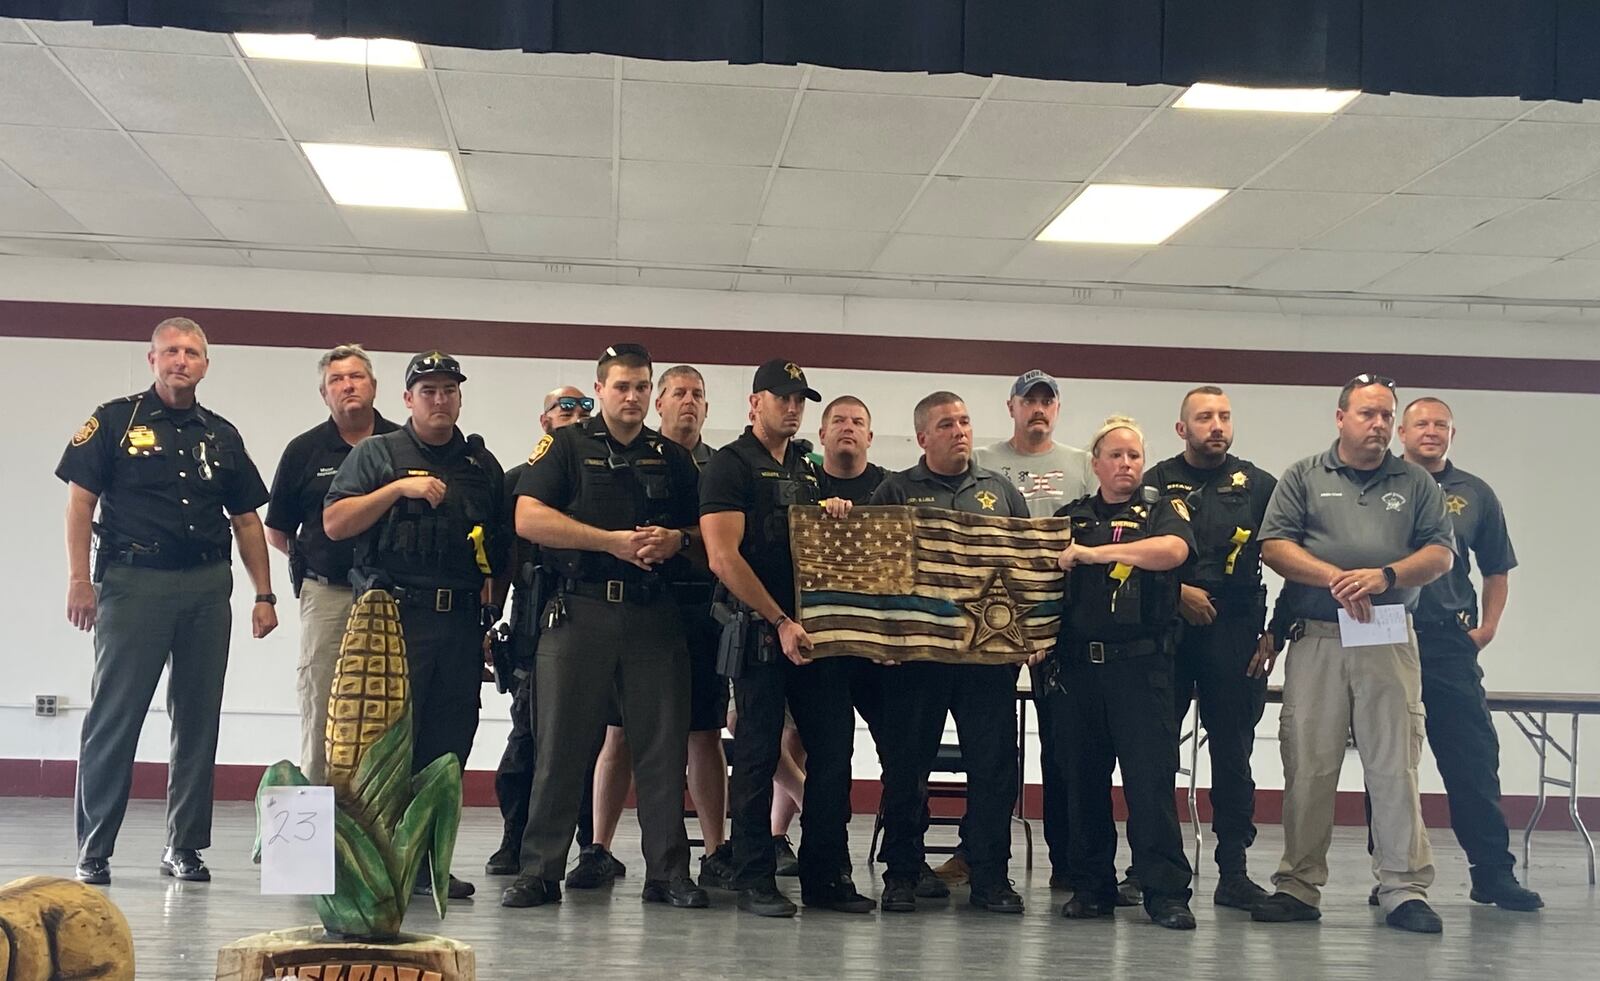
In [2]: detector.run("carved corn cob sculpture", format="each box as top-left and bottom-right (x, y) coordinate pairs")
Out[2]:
(255, 589), (463, 941)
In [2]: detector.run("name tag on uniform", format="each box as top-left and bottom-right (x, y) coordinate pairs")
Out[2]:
(127, 426), (157, 448)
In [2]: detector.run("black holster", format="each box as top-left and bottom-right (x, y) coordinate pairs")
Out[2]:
(288, 548), (307, 599)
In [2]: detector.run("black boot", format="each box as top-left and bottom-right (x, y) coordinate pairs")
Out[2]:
(1470, 869), (1544, 912)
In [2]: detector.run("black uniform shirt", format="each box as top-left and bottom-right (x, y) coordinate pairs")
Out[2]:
(516, 415), (700, 582)
(1144, 453), (1277, 601)
(265, 413), (398, 581)
(820, 462), (887, 506)
(1056, 491), (1196, 643)
(698, 427), (821, 617)
(56, 386), (269, 559)
(1415, 461), (1517, 623)
(869, 458), (1028, 518)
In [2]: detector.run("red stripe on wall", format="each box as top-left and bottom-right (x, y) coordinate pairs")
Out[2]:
(3, 299), (1599, 394)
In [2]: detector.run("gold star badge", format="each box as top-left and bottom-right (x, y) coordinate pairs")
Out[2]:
(784, 362), (803, 380)
(962, 571), (1037, 651)
(1445, 494), (1467, 515)
(1230, 470), (1248, 488)
(974, 490), (998, 511)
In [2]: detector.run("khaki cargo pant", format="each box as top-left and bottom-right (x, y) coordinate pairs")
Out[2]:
(296, 578), (354, 785)
(1272, 617), (1435, 912)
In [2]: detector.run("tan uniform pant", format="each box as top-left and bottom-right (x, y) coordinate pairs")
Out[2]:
(296, 579), (353, 785)
(1273, 617), (1434, 912)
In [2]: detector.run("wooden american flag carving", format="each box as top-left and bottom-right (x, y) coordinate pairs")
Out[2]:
(790, 505), (1072, 664)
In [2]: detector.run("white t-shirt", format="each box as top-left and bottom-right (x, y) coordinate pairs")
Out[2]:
(975, 439), (1095, 519)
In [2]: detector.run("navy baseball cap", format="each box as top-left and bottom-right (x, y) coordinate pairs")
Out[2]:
(1010, 369), (1060, 398)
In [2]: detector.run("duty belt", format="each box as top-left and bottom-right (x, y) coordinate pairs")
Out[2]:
(561, 576), (664, 605)
(301, 566), (343, 588)
(391, 585), (479, 613)
(1072, 637), (1163, 664)
(102, 546), (228, 571)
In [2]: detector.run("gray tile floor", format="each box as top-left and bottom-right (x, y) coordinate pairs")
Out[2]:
(4, 798), (1594, 980)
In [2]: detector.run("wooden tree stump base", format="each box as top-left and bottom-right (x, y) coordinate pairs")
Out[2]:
(215, 927), (474, 981)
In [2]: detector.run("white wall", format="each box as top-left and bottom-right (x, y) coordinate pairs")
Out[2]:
(2, 255), (1596, 802)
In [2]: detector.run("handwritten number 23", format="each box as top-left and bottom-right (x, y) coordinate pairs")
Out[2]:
(268, 809), (318, 844)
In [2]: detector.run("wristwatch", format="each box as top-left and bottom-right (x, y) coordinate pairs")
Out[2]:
(1380, 566), (1397, 591)
(255, 593), (277, 605)
(680, 529), (692, 551)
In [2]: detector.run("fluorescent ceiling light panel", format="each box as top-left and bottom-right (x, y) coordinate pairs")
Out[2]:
(1175, 83), (1358, 113)
(1037, 184), (1228, 245)
(302, 143), (466, 210)
(235, 33), (423, 68)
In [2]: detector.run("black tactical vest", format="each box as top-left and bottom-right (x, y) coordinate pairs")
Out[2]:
(729, 436), (821, 557)
(1061, 487), (1181, 634)
(546, 425), (681, 583)
(1177, 458), (1267, 600)
(356, 430), (498, 589)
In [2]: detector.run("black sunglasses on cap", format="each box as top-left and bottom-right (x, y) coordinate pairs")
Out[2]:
(547, 396), (595, 413)
(1347, 373), (1396, 390)
(600, 343), (651, 362)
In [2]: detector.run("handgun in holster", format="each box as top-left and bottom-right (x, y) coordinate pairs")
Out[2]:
(488, 621), (516, 694)
(711, 598), (750, 679)
(90, 521), (153, 583)
(288, 547), (307, 599)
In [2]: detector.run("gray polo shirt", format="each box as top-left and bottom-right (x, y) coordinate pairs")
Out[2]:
(1260, 441), (1456, 622)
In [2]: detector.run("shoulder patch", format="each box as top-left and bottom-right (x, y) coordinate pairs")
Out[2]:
(1171, 498), (1191, 521)
(71, 415), (99, 447)
(529, 434), (553, 464)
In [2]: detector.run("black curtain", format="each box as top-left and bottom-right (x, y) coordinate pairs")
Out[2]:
(1, 0), (1594, 101)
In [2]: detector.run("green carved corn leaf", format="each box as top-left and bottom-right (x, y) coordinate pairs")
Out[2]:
(316, 807), (404, 941)
(346, 704), (414, 850)
(392, 752), (463, 920)
(251, 760), (310, 864)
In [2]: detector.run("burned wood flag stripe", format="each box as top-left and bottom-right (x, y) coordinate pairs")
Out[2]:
(791, 505), (1071, 664)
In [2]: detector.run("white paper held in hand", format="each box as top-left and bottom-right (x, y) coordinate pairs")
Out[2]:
(1336, 604), (1409, 648)
(258, 785), (335, 895)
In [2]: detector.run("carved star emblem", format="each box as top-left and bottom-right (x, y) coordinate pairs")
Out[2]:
(974, 490), (998, 511)
(784, 361), (803, 379)
(961, 570), (1036, 651)
(1445, 494), (1468, 515)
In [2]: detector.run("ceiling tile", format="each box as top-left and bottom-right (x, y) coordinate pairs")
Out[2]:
(53, 47), (278, 138)
(989, 77), (1177, 106)
(1439, 200), (1600, 257)
(1118, 247), (1284, 287)
(899, 176), (1073, 239)
(0, 125), (174, 192)
(339, 209), (485, 252)
(191, 198), (356, 246)
(113, 243), (248, 266)
(621, 81), (793, 166)
(782, 91), (972, 174)
(1244, 250), (1418, 292)
(462, 152), (612, 217)
(1488, 259), (1600, 299)
(426, 47), (614, 78)
(760, 168), (925, 231)
(135, 134), (321, 202)
(46, 188), (218, 238)
(618, 267), (737, 290)
(1307, 195), (1517, 253)
(442, 72), (613, 156)
(1253, 116), (1501, 193)
(1525, 101), (1600, 124)
(996, 242), (1144, 281)
(243, 249), (373, 274)
(1366, 254), (1550, 296)
(249, 62), (448, 149)
(940, 102), (1150, 182)
(1097, 109), (1323, 187)
(27, 20), (231, 55)
(807, 67), (990, 98)
(619, 160), (769, 224)
(479, 213), (614, 258)
(1170, 190), (1382, 248)
(0, 187), (83, 232)
(745, 226), (887, 270)
(1405, 122), (1600, 197)
(1554, 170), (1600, 199)
(869, 235), (1019, 276)
(622, 58), (801, 87)
(616, 219), (751, 264)
(0, 45), (110, 128)
(0, 236), (119, 259)
(0, 19), (30, 42)
(367, 255), (499, 279)
(1345, 93), (1535, 120)
(494, 260), (618, 284)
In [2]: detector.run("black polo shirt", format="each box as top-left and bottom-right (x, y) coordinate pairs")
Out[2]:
(516, 415), (700, 583)
(820, 462), (887, 506)
(1144, 452), (1277, 601)
(698, 427), (821, 617)
(56, 386), (269, 560)
(869, 458), (1028, 518)
(265, 413), (398, 582)
(1415, 461), (1517, 623)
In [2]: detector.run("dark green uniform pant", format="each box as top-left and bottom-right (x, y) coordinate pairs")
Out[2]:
(77, 561), (232, 860)
(519, 592), (691, 883)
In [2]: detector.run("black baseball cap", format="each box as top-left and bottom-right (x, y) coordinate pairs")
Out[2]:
(753, 358), (821, 401)
(404, 351), (466, 388)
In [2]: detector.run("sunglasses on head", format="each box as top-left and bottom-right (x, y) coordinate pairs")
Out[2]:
(548, 396), (595, 413)
(601, 343), (651, 361)
(1348, 373), (1396, 390)
(413, 354), (453, 372)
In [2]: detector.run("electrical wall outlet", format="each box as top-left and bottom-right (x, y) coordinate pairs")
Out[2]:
(34, 695), (59, 718)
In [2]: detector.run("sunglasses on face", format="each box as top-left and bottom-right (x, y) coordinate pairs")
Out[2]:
(1348, 373), (1397, 390)
(548, 396), (595, 413)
